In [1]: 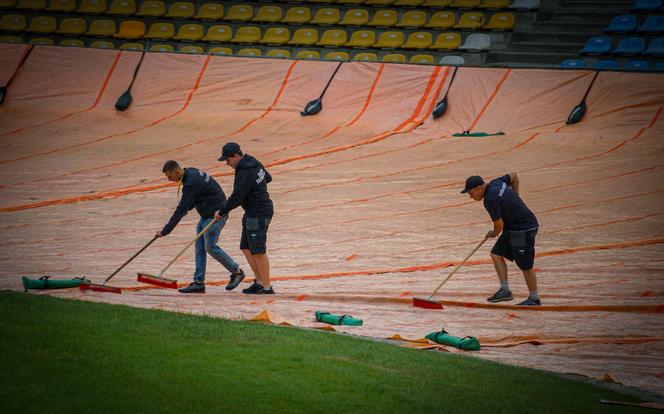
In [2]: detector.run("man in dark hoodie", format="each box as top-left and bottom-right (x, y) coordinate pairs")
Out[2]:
(214, 143), (275, 294)
(157, 160), (245, 294)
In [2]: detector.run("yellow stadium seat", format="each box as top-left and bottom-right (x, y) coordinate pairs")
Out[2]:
(113, 20), (144, 39)
(16, 0), (45, 10)
(60, 39), (84, 47)
(374, 31), (403, 48)
(136, 0), (164, 16)
(431, 32), (461, 49)
(202, 25), (231, 42)
(352, 52), (377, 61)
(208, 46), (232, 55)
(423, 0), (452, 5)
(29, 37), (53, 45)
(266, 49), (290, 58)
(0, 0), (17, 8)
(145, 22), (174, 40)
(86, 19), (115, 36)
(150, 43), (174, 52)
(107, 0), (135, 15)
(0, 14), (26, 32)
(382, 53), (405, 62)
(454, 11), (484, 28)
(0, 35), (23, 43)
(179, 45), (203, 54)
(367, 9), (397, 27)
(325, 51), (349, 61)
(295, 50), (319, 60)
(119, 42), (143, 50)
(26, 16), (56, 33)
(194, 3), (223, 20)
(311, 8), (340, 25)
(317, 29), (347, 47)
(402, 31), (432, 48)
(57, 18), (86, 35)
(365, 0), (394, 4)
(173, 23), (203, 41)
(259, 27), (290, 45)
(396, 10), (427, 27)
(77, 0), (106, 14)
(308, 0), (330, 2)
(451, 0), (480, 7)
(425, 11), (456, 28)
(166, 1), (194, 18)
(231, 26), (260, 43)
(410, 54), (434, 64)
(394, 0), (424, 5)
(225, 4), (253, 21)
(483, 12), (514, 30)
(253, 5), (282, 23)
(90, 40), (114, 48)
(338, 0), (365, 3)
(46, 0), (75, 12)
(345, 30), (375, 47)
(237, 48), (261, 57)
(339, 9), (369, 25)
(281, 6), (311, 24)
(478, 0), (508, 8)
(287, 28), (318, 45)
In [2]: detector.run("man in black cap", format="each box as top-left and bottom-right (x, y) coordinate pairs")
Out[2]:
(215, 143), (275, 294)
(461, 172), (541, 305)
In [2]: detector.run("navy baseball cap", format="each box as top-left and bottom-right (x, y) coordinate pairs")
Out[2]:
(461, 175), (484, 193)
(218, 142), (241, 161)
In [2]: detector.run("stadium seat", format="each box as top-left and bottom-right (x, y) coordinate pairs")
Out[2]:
(423, 0), (453, 6)
(166, 2), (194, 18)
(237, 48), (261, 57)
(483, 12), (515, 30)
(560, 59), (585, 68)
(325, 51), (350, 60)
(338, 0), (367, 4)
(208, 46), (232, 55)
(450, 0), (480, 8)
(382, 53), (405, 62)
(29, 37), (53, 44)
(642, 37), (664, 56)
(119, 42), (143, 50)
(630, 0), (662, 12)
(604, 15), (637, 34)
(508, 0), (539, 10)
(353, 52), (378, 61)
(266, 49), (290, 58)
(0, 35), (23, 43)
(295, 50), (320, 59)
(409, 54), (434, 64)
(202, 25), (232, 42)
(439, 55), (464, 65)
(375, 31), (404, 47)
(57, 18), (87, 35)
(195, 3), (223, 20)
(259, 27), (290, 45)
(225, 4), (253, 21)
(579, 36), (612, 55)
(179, 45), (203, 54)
(478, 0), (509, 8)
(454, 12), (484, 29)
(150, 43), (174, 52)
(365, 0), (395, 4)
(77, 0), (106, 14)
(593, 59), (619, 70)
(90, 40), (115, 48)
(368, 10), (397, 26)
(317, 29), (347, 46)
(253, 5), (282, 23)
(16, 0), (45, 10)
(173, 23), (204, 41)
(46, 0), (75, 12)
(396, 11), (427, 27)
(654, 61), (664, 71)
(425, 11), (456, 28)
(107, 0), (135, 15)
(231, 26), (261, 43)
(613, 37), (645, 55)
(287, 28), (318, 45)
(624, 59), (649, 70)
(86, 19), (115, 36)
(394, 0), (424, 5)
(0, 14), (26, 32)
(113, 20), (145, 39)
(431, 32), (461, 49)
(339, 9), (369, 25)
(136, 0), (164, 16)
(26, 16), (56, 33)
(311, 8), (341, 25)
(145, 22), (175, 40)
(459, 32), (490, 50)
(637, 15), (664, 33)
(308, 0), (331, 3)
(345, 30), (376, 47)
(0, 0), (17, 8)
(282, 7), (312, 24)
(402, 32), (432, 48)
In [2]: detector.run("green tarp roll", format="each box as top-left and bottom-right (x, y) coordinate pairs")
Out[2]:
(452, 131), (505, 137)
(426, 329), (480, 351)
(22, 276), (90, 291)
(315, 311), (363, 326)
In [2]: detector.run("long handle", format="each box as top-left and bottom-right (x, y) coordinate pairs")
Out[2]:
(442, 66), (459, 100)
(318, 62), (343, 100)
(427, 237), (488, 300)
(157, 217), (218, 277)
(103, 236), (158, 285)
(580, 71), (599, 104)
(127, 41), (148, 91)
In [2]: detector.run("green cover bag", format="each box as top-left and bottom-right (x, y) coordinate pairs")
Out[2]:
(22, 276), (90, 291)
(315, 311), (363, 326)
(426, 328), (480, 351)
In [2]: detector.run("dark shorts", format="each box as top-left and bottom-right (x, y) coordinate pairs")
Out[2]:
(491, 228), (538, 271)
(240, 216), (272, 255)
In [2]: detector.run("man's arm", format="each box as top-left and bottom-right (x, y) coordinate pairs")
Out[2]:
(487, 218), (504, 238)
(507, 172), (519, 196)
(216, 171), (251, 217)
(159, 183), (196, 236)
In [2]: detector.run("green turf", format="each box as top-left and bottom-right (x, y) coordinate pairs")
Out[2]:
(0, 291), (650, 413)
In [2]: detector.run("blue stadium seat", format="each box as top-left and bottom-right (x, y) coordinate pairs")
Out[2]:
(613, 36), (645, 55)
(637, 15), (664, 33)
(604, 15), (637, 34)
(624, 60), (649, 70)
(654, 61), (664, 71)
(560, 59), (585, 69)
(642, 37), (664, 56)
(579, 36), (612, 55)
(593, 59), (619, 70)
(630, 0), (662, 12)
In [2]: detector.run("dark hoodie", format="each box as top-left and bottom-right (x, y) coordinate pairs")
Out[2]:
(219, 154), (273, 217)
(161, 168), (227, 236)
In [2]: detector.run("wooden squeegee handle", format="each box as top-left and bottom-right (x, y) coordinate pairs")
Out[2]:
(427, 237), (488, 300)
(103, 235), (158, 285)
(157, 217), (219, 277)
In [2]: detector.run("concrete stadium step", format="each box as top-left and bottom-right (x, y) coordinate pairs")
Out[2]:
(508, 41), (583, 53)
(537, 10), (623, 23)
(511, 31), (592, 44)
(486, 50), (580, 65)
(533, 21), (608, 33)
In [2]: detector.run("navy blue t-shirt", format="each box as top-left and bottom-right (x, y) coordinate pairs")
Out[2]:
(483, 175), (538, 231)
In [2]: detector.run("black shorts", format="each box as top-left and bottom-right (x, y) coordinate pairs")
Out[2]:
(240, 216), (272, 254)
(491, 228), (538, 271)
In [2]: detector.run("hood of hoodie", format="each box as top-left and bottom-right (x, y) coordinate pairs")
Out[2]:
(236, 154), (260, 171)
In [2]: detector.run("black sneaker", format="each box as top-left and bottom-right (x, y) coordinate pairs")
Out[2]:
(242, 282), (263, 294)
(487, 288), (513, 303)
(225, 269), (245, 291)
(517, 297), (541, 306)
(179, 282), (205, 294)
(256, 286), (275, 295)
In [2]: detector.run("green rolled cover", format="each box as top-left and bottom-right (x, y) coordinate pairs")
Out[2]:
(314, 311), (363, 326)
(22, 276), (90, 291)
(426, 329), (480, 351)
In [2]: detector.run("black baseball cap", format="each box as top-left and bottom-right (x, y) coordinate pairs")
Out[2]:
(218, 142), (241, 161)
(461, 175), (484, 193)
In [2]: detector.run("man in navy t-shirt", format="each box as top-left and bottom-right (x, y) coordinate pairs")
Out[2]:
(461, 173), (541, 306)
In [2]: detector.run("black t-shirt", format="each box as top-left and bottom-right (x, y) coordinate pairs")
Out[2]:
(483, 175), (538, 231)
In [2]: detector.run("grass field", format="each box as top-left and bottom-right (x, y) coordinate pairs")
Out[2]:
(0, 291), (651, 413)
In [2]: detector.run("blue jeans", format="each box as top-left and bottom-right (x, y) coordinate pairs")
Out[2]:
(193, 216), (239, 284)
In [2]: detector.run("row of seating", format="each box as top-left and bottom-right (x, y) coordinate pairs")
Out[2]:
(561, 58), (664, 71)
(631, 0), (664, 12)
(604, 14), (664, 34)
(579, 35), (664, 57)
